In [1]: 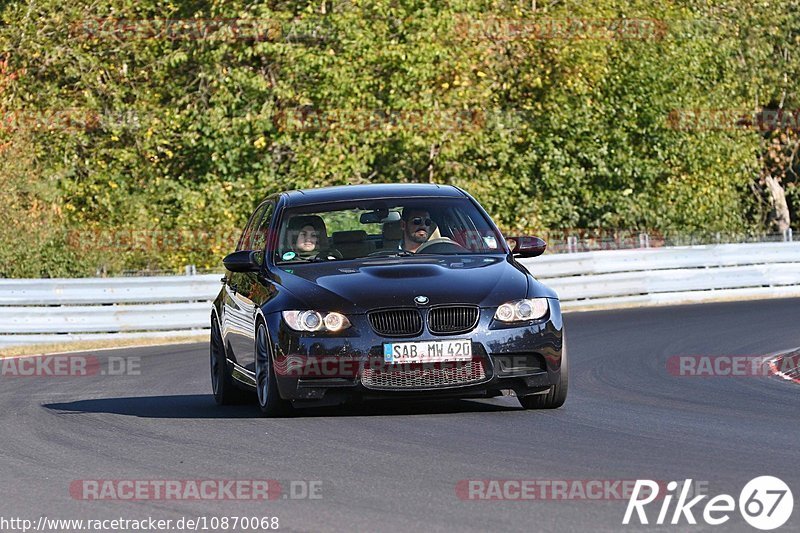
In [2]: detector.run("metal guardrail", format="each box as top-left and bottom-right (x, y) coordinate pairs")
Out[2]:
(1, 242), (799, 349)
(519, 241), (800, 310)
(0, 276), (220, 348)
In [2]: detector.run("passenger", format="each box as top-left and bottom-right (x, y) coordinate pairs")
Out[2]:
(399, 207), (433, 253)
(294, 224), (319, 258)
(286, 215), (329, 260)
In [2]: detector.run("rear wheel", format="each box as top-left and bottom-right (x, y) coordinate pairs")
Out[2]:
(210, 317), (249, 405)
(519, 336), (568, 410)
(255, 322), (291, 417)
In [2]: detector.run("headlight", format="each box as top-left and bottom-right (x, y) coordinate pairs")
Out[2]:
(282, 310), (351, 332)
(493, 298), (549, 322)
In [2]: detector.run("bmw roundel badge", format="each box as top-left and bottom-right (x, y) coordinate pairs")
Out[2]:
(414, 295), (429, 305)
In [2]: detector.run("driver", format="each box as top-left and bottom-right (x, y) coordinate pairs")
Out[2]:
(399, 207), (433, 253)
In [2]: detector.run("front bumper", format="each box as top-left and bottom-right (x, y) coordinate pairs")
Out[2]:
(265, 299), (564, 407)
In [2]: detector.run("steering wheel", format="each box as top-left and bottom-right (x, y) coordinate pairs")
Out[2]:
(414, 237), (467, 254)
(314, 249), (343, 261)
(368, 249), (398, 257)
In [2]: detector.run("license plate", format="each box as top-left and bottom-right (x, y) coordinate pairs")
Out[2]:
(383, 339), (472, 364)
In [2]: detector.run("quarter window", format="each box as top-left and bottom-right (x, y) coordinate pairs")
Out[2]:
(250, 203), (275, 252)
(237, 202), (269, 251)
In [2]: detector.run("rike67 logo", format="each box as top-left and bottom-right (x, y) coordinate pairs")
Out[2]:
(623, 476), (793, 530)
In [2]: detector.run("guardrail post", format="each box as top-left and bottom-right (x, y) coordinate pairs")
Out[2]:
(639, 232), (650, 248)
(784, 228), (793, 242)
(185, 264), (197, 276)
(567, 236), (578, 253)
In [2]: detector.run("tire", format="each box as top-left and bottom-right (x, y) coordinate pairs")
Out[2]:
(519, 335), (568, 410)
(255, 322), (291, 417)
(210, 317), (250, 405)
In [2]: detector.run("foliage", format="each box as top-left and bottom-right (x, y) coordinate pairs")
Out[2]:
(0, 0), (797, 276)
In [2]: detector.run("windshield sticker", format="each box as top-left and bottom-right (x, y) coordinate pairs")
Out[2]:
(282, 251), (296, 261)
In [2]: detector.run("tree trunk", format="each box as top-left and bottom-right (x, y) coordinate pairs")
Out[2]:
(426, 143), (440, 183)
(763, 173), (791, 232)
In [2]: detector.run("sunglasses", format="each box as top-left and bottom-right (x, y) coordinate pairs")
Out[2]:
(410, 217), (432, 227)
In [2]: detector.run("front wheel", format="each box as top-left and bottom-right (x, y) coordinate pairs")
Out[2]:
(255, 323), (291, 417)
(519, 336), (568, 410)
(210, 317), (249, 405)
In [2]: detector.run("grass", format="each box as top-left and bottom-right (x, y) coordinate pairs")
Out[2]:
(0, 334), (208, 357)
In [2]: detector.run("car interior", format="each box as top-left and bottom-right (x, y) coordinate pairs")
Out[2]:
(329, 219), (444, 259)
(274, 198), (507, 262)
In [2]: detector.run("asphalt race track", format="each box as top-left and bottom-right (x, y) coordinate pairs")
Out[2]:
(1, 298), (798, 532)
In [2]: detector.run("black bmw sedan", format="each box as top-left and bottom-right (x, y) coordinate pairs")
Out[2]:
(211, 184), (566, 416)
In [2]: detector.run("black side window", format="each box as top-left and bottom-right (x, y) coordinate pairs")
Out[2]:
(250, 203), (275, 252)
(237, 203), (269, 251)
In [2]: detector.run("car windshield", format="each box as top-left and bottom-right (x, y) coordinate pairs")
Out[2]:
(275, 198), (505, 263)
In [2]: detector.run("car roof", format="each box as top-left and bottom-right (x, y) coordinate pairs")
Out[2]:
(280, 183), (466, 207)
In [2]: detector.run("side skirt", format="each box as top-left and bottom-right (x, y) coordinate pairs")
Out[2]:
(230, 359), (257, 389)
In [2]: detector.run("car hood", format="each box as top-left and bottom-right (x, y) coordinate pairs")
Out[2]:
(274, 255), (554, 313)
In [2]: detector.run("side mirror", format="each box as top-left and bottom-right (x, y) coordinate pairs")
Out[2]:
(223, 250), (261, 272)
(507, 236), (547, 258)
